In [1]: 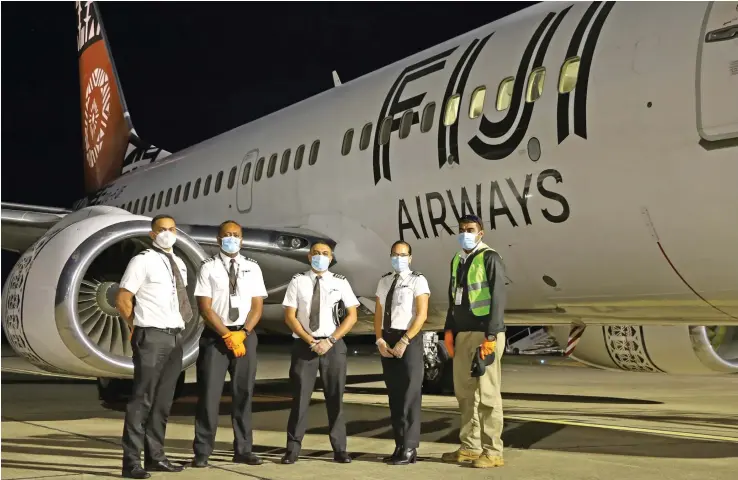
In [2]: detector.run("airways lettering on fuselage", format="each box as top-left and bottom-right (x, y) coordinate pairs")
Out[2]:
(398, 169), (570, 241)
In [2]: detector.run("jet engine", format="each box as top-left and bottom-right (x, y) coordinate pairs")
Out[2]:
(549, 324), (738, 374)
(1, 206), (207, 379)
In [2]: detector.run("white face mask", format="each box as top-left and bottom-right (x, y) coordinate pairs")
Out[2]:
(154, 230), (177, 250)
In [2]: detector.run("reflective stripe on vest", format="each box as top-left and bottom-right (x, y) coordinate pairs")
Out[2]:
(451, 247), (492, 316)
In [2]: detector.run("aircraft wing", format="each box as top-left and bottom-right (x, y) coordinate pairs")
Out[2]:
(1, 202), (71, 253)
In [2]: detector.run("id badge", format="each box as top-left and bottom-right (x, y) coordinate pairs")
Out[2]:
(455, 287), (463, 305)
(230, 294), (240, 311)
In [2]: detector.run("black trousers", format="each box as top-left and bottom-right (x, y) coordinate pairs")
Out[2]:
(286, 337), (347, 453)
(381, 329), (424, 449)
(192, 328), (258, 458)
(122, 327), (183, 468)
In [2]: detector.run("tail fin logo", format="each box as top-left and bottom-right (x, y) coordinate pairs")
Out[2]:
(83, 67), (111, 168)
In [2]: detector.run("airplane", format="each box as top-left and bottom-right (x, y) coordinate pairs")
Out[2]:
(2, 1), (738, 402)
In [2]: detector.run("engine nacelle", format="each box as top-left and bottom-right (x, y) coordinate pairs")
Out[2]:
(549, 324), (738, 374)
(2, 207), (207, 378)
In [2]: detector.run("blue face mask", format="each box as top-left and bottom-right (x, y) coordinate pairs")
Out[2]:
(311, 254), (330, 272)
(391, 256), (410, 273)
(458, 232), (480, 250)
(221, 236), (241, 254)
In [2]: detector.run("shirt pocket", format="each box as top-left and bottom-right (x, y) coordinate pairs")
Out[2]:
(396, 286), (414, 312)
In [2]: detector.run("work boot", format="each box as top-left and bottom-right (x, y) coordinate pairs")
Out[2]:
(441, 448), (481, 463)
(472, 454), (504, 468)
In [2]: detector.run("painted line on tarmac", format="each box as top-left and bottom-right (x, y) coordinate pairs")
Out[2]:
(422, 408), (738, 443)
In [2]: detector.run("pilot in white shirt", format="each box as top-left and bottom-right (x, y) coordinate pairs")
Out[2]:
(191, 220), (267, 468)
(116, 214), (192, 478)
(374, 240), (430, 466)
(280, 241), (359, 465)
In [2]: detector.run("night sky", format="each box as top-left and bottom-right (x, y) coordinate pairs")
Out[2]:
(1, 1), (533, 286)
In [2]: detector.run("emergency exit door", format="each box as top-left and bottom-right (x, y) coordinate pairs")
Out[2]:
(236, 149), (258, 213)
(696, 2), (738, 142)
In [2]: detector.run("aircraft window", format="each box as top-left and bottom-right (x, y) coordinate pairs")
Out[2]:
(279, 149), (291, 174)
(443, 94), (460, 126)
(125, 201), (131, 211)
(341, 129), (354, 156)
(142, 196), (147, 212)
(469, 86), (486, 119)
(227, 167), (237, 189)
(204, 174), (212, 196)
(294, 144), (305, 170)
(148, 195), (155, 211)
(255, 157), (265, 181)
(157, 191), (163, 209)
(526, 67), (546, 103)
(174, 185), (181, 204)
(379, 117), (393, 145)
(183, 182), (191, 202)
(241, 162), (252, 185)
(164, 188), (171, 207)
(215, 170), (223, 193)
(399, 110), (413, 139)
(496, 77), (514, 111)
(308, 140), (320, 166)
(420, 102), (435, 133)
(267, 153), (277, 178)
(133, 199), (140, 213)
(359, 123), (372, 150)
(558, 56), (580, 94)
(193, 179), (201, 199)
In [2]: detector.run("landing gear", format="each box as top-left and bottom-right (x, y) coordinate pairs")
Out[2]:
(96, 372), (186, 404)
(421, 332), (454, 394)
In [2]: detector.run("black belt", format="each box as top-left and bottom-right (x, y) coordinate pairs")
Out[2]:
(383, 328), (408, 334)
(203, 325), (244, 336)
(144, 326), (183, 335)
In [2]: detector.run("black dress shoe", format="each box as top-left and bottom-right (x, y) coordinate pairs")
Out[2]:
(383, 447), (401, 463)
(389, 448), (417, 465)
(281, 451), (299, 464)
(333, 451), (352, 463)
(233, 452), (263, 465)
(121, 466), (151, 479)
(144, 459), (184, 472)
(191, 456), (208, 468)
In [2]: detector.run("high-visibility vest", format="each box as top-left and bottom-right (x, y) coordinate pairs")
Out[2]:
(450, 247), (493, 316)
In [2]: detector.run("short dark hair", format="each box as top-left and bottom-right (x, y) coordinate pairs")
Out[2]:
(309, 240), (334, 253)
(391, 240), (412, 255)
(459, 214), (483, 231)
(151, 214), (174, 229)
(218, 220), (242, 236)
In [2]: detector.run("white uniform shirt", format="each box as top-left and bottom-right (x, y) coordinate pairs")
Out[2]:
(375, 270), (431, 330)
(282, 270), (360, 338)
(119, 248), (188, 329)
(194, 252), (268, 327)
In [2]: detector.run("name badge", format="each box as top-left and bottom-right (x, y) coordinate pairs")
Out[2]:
(455, 287), (463, 306)
(230, 294), (240, 310)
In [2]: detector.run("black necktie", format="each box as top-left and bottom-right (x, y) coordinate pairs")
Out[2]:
(165, 253), (193, 323)
(309, 276), (321, 332)
(383, 274), (399, 330)
(228, 259), (239, 321)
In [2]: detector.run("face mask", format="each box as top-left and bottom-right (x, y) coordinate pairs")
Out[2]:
(458, 232), (479, 250)
(154, 230), (177, 250)
(311, 254), (330, 272)
(391, 256), (410, 273)
(221, 236), (241, 254)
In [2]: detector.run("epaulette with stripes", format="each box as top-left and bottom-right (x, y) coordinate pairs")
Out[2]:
(245, 257), (258, 264)
(333, 274), (347, 280)
(200, 256), (216, 266)
(381, 272), (393, 278)
(136, 249), (153, 257)
(292, 273), (304, 280)
(411, 271), (424, 277)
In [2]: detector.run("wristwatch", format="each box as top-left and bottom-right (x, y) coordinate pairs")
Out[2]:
(243, 327), (252, 336)
(328, 335), (337, 344)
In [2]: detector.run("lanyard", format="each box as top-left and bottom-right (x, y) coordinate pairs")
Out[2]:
(219, 255), (239, 294)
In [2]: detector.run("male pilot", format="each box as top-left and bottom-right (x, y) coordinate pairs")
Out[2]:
(441, 214), (507, 468)
(116, 214), (193, 479)
(191, 220), (268, 467)
(280, 241), (360, 464)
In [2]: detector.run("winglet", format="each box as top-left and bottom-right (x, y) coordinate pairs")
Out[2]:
(332, 70), (342, 87)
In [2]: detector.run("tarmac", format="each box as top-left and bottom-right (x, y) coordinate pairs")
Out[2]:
(2, 347), (737, 480)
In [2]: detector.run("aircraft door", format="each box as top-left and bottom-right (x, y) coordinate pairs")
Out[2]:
(696, 2), (738, 142)
(236, 149), (258, 213)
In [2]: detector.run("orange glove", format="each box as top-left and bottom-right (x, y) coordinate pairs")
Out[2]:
(232, 342), (246, 358)
(222, 330), (247, 353)
(480, 338), (496, 358)
(444, 330), (455, 359)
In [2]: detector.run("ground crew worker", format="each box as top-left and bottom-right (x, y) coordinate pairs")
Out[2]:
(441, 214), (507, 469)
(374, 240), (430, 465)
(191, 220), (268, 467)
(116, 214), (192, 479)
(280, 241), (360, 465)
